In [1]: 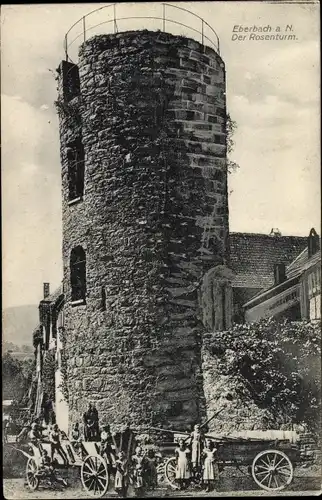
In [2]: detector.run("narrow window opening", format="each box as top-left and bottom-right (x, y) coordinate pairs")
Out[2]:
(70, 246), (86, 303)
(61, 61), (80, 103)
(67, 138), (85, 201)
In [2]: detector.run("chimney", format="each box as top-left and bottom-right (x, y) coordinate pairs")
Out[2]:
(43, 282), (50, 299)
(274, 264), (286, 286)
(307, 228), (320, 258)
(269, 228), (282, 237)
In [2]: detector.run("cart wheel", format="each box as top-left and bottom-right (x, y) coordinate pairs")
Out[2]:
(81, 454), (109, 497)
(26, 457), (39, 491)
(156, 461), (166, 484)
(252, 449), (293, 491)
(164, 456), (178, 490)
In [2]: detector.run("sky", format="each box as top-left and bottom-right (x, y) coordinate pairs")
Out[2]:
(1, 1), (320, 309)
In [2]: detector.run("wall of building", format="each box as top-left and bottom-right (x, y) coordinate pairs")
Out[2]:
(302, 264), (321, 320)
(57, 30), (229, 432)
(245, 284), (301, 323)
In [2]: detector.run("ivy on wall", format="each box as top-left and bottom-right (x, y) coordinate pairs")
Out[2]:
(203, 318), (321, 433)
(58, 327), (69, 403)
(42, 350), (56, 399)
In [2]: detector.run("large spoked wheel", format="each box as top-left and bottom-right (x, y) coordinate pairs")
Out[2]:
(26, 457), (40, 491)
(252, 449), (294, 491)
(81, 454), (109, 497)
(165, 456), (179, 490)
(156, 460), (166, 484)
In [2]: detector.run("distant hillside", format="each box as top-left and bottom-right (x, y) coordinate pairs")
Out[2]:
(2, 305), (39, 348)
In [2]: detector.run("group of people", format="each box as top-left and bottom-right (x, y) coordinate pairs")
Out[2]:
(70, 408), (159, 497)
(114, 445), (159, 497)
(36, 448), (68, 488)
(14, 401), (220, 494)
(29, 421), (69, 466)
(174, 424), (220, 491)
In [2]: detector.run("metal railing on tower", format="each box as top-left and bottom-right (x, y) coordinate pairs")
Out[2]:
(63, 3), (220, 63)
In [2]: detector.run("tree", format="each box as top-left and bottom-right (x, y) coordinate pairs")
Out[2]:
(226, 113), (240, 174)
(2, 352), (35, 404)
(2, 353), (26, 401)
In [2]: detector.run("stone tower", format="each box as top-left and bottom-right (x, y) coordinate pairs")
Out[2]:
(56, 30), (229, 432)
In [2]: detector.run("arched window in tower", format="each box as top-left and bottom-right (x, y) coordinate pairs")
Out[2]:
(70, 246), (86, 303)
(66, 138), (85, 202)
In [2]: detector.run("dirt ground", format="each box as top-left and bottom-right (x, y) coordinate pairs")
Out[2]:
(3, 465), (321, 499)
(3, 478), (322, 499)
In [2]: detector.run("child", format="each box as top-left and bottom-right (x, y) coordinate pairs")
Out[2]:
(38, 449), (54, 476)
(175, 438), (190, 490)
(100, 424), (116, 466)
(131, 446), (148, 496)
(70, 422), (82, 456)
(144, 449), (158, 490)
(202, 439), (219, 492)
(71, 422), (80, 441)
(115, 451), (129, 497)
(38, 449), (67, 487)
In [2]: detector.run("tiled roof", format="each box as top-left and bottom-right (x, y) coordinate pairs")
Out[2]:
(287, 246), (321, 279)
(229, 232), (307, 289)
(40, 284), (64, 307)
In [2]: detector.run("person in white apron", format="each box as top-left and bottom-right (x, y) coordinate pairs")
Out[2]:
(175, 438), (191, 490)
(114, 451), (129, 497)
(202, 439), (220, 492)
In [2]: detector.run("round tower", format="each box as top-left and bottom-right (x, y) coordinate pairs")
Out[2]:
(57, 30), (229, 432)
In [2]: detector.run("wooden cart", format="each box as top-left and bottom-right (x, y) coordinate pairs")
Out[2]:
(18, 428), (138, 497)
(164, 430), (302, 492)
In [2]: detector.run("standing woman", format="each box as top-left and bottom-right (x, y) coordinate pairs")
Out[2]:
(202, 439), (220, 492)
(175, 438), (191, 490)
(189, 424), (205, 474)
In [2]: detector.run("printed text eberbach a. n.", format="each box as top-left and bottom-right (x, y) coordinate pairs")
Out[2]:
(232, 24), (297, 41)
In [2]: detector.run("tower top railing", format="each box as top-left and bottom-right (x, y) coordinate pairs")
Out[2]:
(64, 3), (220, 63)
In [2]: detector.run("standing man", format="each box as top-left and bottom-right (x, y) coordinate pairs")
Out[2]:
(189, 424), (205, 475)
(83, 403), (94, 441)
(49, 424), (68, 465)
(42, 394), (54, 426)
(92, 403), (100, 441)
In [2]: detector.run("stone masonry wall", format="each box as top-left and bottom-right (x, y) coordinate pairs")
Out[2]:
(57, 30), (229, 432)
(201, 346), (276, 434)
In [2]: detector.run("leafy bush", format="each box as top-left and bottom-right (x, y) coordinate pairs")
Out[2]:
(204, 318), (321, 433)
(2, 353), (35, 403)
